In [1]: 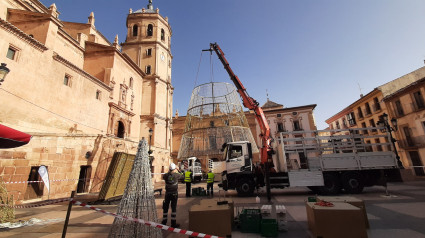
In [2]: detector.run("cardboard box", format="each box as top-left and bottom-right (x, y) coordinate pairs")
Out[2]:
(200, 198), (234, 222)
(189, 203), (232, 237)
(317, 196), (369, 228)
(306, 202), (368, 238)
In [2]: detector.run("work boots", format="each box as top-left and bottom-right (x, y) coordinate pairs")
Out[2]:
(171, 221), (180, 228)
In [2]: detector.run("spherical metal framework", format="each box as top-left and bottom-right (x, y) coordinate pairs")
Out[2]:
(178, 82), (258, 160)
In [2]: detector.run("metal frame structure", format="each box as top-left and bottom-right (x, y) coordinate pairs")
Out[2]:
(178, 82), (258, 160)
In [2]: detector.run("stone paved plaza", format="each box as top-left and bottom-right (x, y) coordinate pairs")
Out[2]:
(1, 180), (425, 238)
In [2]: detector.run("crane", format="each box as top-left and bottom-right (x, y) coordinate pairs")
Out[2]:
(204, 43), (274, 201)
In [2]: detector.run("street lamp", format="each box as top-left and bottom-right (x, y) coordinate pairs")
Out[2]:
(0, 63), (11, 86)
(148, 128), (153, 155)
(377, 113), (404, 169)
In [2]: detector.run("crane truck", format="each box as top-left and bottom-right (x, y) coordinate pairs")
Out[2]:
(205, 43), (401, 198)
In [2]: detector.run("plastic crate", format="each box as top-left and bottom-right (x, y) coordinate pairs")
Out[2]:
(240, 209), (261, 233)
(192, 187), (199, 196)
(192, 187), (207, 196)
(261, 219), (278, 237)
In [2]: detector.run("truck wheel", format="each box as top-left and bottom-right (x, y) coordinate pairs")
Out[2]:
(236, 178), (254, 196)
(342, 172), (364, 194)
(319, 173), (342, 195)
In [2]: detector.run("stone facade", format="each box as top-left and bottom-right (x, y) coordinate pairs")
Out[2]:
(258, 100), (317, 166)
(0, 0), (173, 203)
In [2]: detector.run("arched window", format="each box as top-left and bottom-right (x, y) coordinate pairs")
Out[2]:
(117, 121), (125, 138)
(147, 24), (153, 36)
(161, 29), (165, 41)
(132, 25), (138, 36)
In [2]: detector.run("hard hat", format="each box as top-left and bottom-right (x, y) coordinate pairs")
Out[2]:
(170, 163), (176, 171)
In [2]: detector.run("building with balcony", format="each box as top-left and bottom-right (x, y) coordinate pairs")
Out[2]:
(326, 66), (425, 177)
(380, 66), (425, 176)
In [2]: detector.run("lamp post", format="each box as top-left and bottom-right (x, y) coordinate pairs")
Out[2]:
(0, 63), (11, 86)
(148, 128), (153, 155)
(377, 113), (404, 169)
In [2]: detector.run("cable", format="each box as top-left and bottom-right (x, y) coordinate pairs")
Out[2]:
(1, 88), (103, 132)
(210, 51), (215, 83)
(193, 51), (204, 89)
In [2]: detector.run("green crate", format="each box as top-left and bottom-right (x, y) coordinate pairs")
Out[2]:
(261, 219), (278, 237)
(192, 187), (207, 196)
(307, 196), (317, 202)
(240, 209), (261, 233)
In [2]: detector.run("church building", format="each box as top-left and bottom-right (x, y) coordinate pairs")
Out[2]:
(0, 0), (173, 203)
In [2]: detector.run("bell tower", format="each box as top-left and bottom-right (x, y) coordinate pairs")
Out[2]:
(122, 0), (174, 175)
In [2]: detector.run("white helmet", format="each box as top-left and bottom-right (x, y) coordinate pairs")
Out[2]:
(170, 163), (176, 171)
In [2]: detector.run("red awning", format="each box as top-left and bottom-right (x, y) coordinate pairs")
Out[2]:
(0, 124), (32, 149)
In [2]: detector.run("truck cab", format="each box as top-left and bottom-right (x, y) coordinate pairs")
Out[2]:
(222, 141), (253, 174)
(221, 141), (259, 196)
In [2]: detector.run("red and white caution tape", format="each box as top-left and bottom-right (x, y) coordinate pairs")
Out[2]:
(1, 197), (223, 238)
(0, 198), (71, 208)
(4, 178), (91, 184)
(71, 199), (223, 238)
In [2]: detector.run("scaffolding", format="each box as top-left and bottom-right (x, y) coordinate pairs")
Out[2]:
(108, 139), (161, 238)
(178, 82), (258, 160)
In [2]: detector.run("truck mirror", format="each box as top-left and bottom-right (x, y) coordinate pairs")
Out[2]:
(221, 143), (227, 152)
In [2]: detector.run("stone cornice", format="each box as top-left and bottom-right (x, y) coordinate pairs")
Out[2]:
(7, 8), (64, 28)
(108, 102), (136, 117)
(153, 113), (167, 121)
(144, 75), (171, 86)
(140, 114), (169, 121)
(0, 17), (48, 52)
(27, 0), (50, 13)
(53, 52), (112, 91)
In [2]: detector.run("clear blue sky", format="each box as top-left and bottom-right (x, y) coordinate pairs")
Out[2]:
(41, 0), (425, 129)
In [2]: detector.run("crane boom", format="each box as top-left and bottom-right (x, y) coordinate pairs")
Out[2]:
(206, 42), (273, 165)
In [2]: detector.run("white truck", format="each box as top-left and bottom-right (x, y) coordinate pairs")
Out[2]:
(180, 157), (203, 182)
(220, 128), (401, 196)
